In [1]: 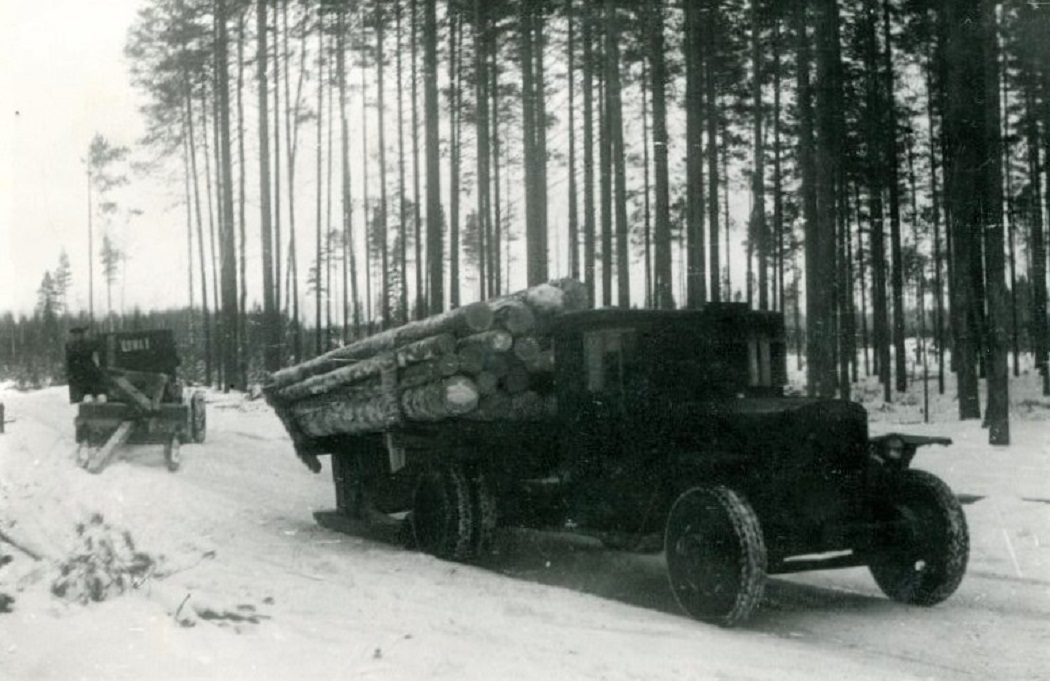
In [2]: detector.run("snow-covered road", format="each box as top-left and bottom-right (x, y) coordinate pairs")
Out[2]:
(1, 385), (1048, 680)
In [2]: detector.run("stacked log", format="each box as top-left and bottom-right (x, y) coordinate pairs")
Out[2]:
(264, 278), (588, 445)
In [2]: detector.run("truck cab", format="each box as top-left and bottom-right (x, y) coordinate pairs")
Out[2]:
(550, 306), (816, 538)
(540, 305), (965, 626)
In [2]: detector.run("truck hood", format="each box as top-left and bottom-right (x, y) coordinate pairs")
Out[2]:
(664, 396), (869, 463)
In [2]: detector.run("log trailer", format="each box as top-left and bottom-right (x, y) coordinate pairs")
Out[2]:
(265, 280), (968, 627)
(65, 329), (206, 473)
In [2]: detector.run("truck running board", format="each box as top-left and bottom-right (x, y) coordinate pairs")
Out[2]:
(771, 550), (867, 575)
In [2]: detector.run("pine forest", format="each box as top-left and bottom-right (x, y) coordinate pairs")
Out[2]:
(5, 0), (1050, 448)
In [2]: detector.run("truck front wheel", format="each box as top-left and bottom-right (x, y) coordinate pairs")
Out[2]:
(868, 469), (969, 606)
(665, 486), (767, 627)
(412, 463), (475, 561)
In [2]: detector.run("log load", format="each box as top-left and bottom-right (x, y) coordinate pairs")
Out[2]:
(268, 302), (494, 389)
(263, 278), (589, 465)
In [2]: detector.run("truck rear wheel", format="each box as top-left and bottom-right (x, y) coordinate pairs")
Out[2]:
(868, 469), (968, 606)
(412, 463), (475, 561)
(665, 486), (767, 627)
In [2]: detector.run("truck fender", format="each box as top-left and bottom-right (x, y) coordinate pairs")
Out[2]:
(868, 432), (952, 469)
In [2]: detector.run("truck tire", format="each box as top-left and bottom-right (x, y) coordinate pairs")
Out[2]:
(190, 391), (206, 444)
(412, 463), (475, 561)
(868, 469), (968, 606)
(665, 486), (767, 627)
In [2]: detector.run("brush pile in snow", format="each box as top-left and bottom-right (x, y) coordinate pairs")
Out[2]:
(0, 550), (12, 613)
(264, 279), (589, 470)
(50, 514), (158, 605)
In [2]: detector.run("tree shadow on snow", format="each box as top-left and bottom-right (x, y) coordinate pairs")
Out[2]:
(480, 529), (681, 616)
(312, 512), (894, 627)
(750, 577), (898, 629)
(481, 530), (895, 626)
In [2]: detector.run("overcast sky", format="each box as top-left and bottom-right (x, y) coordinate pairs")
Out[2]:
(1, 0), (190, 317)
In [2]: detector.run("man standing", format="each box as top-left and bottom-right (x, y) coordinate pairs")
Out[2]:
(65, 327), (106, 403)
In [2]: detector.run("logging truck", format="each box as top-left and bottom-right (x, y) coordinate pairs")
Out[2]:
(264, 280), (968, 627)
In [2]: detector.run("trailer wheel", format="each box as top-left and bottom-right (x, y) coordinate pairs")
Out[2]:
(412, 463), (475, 561)
(665, 486), (767, 627)
(868, 469), (968, 606)
(189, 391), (206, 444)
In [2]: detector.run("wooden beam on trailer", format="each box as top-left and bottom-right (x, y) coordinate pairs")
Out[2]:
(84, 420), (135, 474)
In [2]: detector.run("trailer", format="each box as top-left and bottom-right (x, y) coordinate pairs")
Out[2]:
(264, 280), (967, 627)
(66, 328), (206, 473)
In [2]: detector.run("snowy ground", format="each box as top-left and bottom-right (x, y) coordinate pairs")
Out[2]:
(1, 370), (1049, 681)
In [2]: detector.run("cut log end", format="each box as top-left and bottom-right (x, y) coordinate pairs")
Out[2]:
(462, 301), (496, 334)
(444, 376), (480, 415)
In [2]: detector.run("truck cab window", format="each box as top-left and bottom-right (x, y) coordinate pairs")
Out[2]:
(583, 328), (636, 395)
(748, 336), (772, 387)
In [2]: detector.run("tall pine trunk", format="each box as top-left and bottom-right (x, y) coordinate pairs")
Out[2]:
(943, 0), (983, 419)
(882, 0), (907, 394)
(772, 17), (785, 314)
(646, 2), (673, 310)
(684, 0), (707, 308)
(448, 11), (461, 307)
(582, 7), (597, 304)
(424, 0), (443, 313)
(491, 46), (504, 294)
(257, 0), (277, 372)
(982, 0), (1010, 444)
(863, 0), (890, 401)
(925, 40), (946, 394)
(641, 60), (652, 306)
(271, 0), (281, 347)
(337, 6), (360, 338)
(567, 0), (579, 283)
(751, 1), (767, 310)
(809, 0), (842, 398)
(216, 0), (239, 390)
(377, 11), (391, 325)
(184, 79), (211, 386)
(1022, 57), (1048, 395)
(412, 0), (424, 316)
(396, 0), (409, 320)
(598, 10), (612, 306)
(606, 0), (629, 307)
(520, 3), (548, 288)
(705, 2), (720, 303)
(314, 6), (324, 355)
(236, 11), (248, 381)
(282, 1), (305, 362)
(794, 0), (817, 391)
